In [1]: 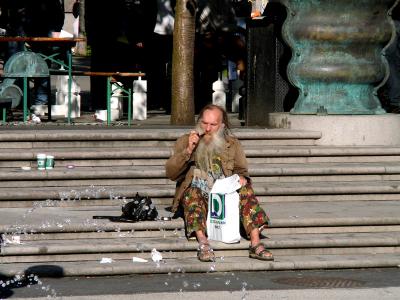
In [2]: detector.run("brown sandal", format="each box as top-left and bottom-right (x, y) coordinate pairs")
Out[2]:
(197, 242), (215, 262)
(249, 243), (274, 261)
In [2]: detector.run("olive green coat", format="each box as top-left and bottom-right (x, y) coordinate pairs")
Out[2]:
(165, 134), (249, 213)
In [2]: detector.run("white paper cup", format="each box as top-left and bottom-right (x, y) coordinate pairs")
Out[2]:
(45, 155), (55, 169)
(37, 154), (46, 170)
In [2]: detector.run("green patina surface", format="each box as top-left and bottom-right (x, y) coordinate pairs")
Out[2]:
(277, 0), (398, 114)
(4, 51), (49, 77)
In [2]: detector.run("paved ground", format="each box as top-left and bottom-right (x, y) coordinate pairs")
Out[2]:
(1, 268), (400, 299)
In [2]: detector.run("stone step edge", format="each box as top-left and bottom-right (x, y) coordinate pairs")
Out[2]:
(5, 145), (400, 158)
(2, 217), (400, 234)
(2, 233), (400, 256)
(2, 247), (399, 264)
(4, 224), (400, 239)
(0, 129), (322, 141)
(3, 182), (400, 200)
(3, 194), (400, 209)
(5, 164), (400, 180)
(0, 254), (399, 277)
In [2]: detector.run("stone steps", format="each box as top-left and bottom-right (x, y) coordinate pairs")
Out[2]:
(1, 200), (400, 276)
(5, 156), (400, 168)
(5, 224), (400, 240)
(1, 254), (400, 277)
(1, 180), (400, 206)
(1, 202), (400, 228)
(2, 243), (399, 264)
(2, 247), (399, 265)
(2, 146), (400, 165)
(1, 232), (400, 262)
(0, 129), (321, 149)
(3, 174), (400, 190)
(1, 127), (400, 276)
(4, 194), (400, 209)
(3, 163), (400, 185)
(5, 162), (400, 176)
(0, 128), (321, 139)
(2, 201), (400, 233)
(2, 201), (400, 236)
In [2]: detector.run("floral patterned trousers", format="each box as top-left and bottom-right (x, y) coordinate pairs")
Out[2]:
(181, 182), (269, 238)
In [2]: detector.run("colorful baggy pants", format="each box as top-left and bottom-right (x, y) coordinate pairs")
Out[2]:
(181, 182), (269, 238)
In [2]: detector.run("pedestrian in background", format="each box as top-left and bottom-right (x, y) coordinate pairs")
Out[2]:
(147, 0), (175, 114)
(194, 0), (247, 113)
(72, 0), (80, 38)
(85, 0), (157, 112)
(1, 0), (65, 115)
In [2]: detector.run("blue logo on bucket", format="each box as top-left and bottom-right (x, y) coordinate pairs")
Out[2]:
(210, 193), (225, 220)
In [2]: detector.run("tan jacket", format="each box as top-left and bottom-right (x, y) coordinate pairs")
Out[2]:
(165, 134), (249, 212)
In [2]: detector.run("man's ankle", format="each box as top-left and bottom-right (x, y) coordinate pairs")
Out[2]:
(196, 231), (208, 245)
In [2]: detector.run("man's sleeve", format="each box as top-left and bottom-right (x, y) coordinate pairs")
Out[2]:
(233, 139), (250, 178)
(165, 135), (193, 182)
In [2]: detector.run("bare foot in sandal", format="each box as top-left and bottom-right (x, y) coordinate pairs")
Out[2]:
(197, 242), (215, 262)
(249, 243), (274, 261)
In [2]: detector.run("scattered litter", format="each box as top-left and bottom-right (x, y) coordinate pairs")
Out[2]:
(132, 257), (148, 263)
(11, 236), (21, 244)
(21, 166), (31, 171)
(2, 235), (22, 245)
(66, 165), (75, 169)
(289, 215), (299, 218)
(151, 248), (163, 262)
(31, 114), (41, 124)
(99, 257), (113, 264)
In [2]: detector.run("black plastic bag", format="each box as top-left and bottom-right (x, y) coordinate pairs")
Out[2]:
(121, 193), (158, 222)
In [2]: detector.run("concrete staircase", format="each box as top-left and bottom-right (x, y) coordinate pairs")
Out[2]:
(0, 127), (400, 277)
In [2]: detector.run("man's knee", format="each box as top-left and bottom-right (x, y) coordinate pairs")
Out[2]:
(182, 187), (207, 207)
(239, 181), (255, 195)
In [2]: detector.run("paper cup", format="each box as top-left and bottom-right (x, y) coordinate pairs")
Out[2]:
(37, 154), (46, 170)
(45, 155), (55, 169)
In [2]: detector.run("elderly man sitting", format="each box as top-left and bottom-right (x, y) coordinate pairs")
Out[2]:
(165, 104), (273, 262)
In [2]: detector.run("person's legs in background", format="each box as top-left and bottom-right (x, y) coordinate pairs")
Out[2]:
(5, 26), (25, 105)
(147, 33), (173, 113)
(89, 42), (110, 112)
(194, 33), (221, 114)
(29, 44), (52, 115)
(31, 78), (50, 106)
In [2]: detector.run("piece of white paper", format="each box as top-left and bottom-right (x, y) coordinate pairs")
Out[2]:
(210, 174), (241, 194)
(132, 257), (148, 263)
(151, 248), (163, 262)
(59, 30), (73, 38)
(100, 257), (113, 264)
(2, 235), (23, 245)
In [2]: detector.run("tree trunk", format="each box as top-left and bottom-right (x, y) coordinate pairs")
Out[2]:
(75, 0), (88, 56)
(170, 0), (196, 125)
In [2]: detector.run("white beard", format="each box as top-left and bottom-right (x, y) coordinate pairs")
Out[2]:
(194, 126), (225, 173)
